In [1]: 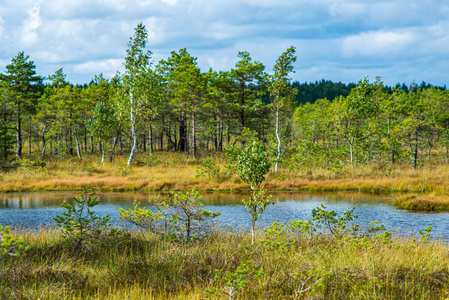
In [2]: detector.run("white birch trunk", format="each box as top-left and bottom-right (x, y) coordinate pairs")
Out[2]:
(75, 135), (81, 158)
(127, 92), (136, 166)
(101, 141), (105, 166)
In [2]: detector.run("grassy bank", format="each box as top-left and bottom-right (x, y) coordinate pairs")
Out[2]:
(1, 152), (449, 211)
(1, 226), (449, 299)
(393, 194), (449, 212)
(0, 152), (448, 193)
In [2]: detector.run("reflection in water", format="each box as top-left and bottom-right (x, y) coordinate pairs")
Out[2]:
(0, 191), (395, 209)
(0, 191), (448, 240)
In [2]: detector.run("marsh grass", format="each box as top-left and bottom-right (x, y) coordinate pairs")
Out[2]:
(1, 226), (449, 299)
(0, 153), (445, 192)
(2, 152), (449, 210)
(393, 194), (449, 211)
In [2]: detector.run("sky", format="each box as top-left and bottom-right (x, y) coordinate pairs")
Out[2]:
(1, 0), (448, 87)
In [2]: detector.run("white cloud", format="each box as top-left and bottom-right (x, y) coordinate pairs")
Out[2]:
(161, 0), (177, 5)
(73, 59), (123, 77)
(329, 2), (367, 17)
(21, 2), (42, 46)
(0, 17), (4, 38)
(342, 31), (415, 57)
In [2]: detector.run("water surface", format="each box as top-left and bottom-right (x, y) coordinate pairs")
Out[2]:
(1, 191), (448, 239)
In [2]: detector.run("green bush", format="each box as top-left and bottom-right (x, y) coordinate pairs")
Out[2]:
(195, 157), (220, 181)
(120, 191), (220, 240)
(0, 225), (29, 258)
(53, 191), (118, 249)
(206, 261), (264, 300)
(119, 194), (171, 235)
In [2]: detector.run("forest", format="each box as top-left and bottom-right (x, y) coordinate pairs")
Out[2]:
(1, 22), (449, 176)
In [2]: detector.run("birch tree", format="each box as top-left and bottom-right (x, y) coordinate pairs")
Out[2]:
(268, 46), (297, 171)
(121, 23), (161, 165)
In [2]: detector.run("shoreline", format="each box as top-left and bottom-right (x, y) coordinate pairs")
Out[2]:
(2, 159), (449, 211)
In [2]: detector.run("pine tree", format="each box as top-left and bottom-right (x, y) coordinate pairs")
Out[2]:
(0, 52), (42, 157)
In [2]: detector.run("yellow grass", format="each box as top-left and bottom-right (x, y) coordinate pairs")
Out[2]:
(1, 152), (449, 210)
(2, 227), (449, 299)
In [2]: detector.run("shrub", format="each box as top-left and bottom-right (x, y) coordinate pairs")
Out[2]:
(53, 191), (118, 249)
(120, 191), (220, 240)
(119, 194), (171, 235)
(0, 225), (29, 258)
(311, 204), (359, 239)
(195, 157), (220, 182)
(206, 261), (264, 300)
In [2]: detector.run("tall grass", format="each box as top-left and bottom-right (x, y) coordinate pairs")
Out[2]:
(1, 226), (449, 299)
(1, 152), (449, 194)
(2, 152), (449, 210)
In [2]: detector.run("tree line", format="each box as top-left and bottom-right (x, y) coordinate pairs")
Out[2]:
(1, 22), (448, 172)
(293, 77), (449, 173)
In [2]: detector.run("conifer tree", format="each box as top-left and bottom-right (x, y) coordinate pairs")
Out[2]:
(0, 52), (42, 157)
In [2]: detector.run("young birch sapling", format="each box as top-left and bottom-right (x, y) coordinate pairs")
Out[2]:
(234, 137), (273, 244)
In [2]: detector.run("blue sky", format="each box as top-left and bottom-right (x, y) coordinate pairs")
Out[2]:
(1, 0), (448, 86)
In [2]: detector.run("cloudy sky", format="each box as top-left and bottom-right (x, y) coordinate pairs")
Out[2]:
(1, 0), (448, 86)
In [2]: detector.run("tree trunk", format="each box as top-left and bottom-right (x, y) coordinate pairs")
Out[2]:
(251, 218), (256, 245)
(214, 113), (218, 151)
(173, 121), (177, 151)
(28, 116), (32, 155)
(110, 127), (121, 162)
(68, 108), (73, 155)
(149, 116), (153, 154)
(227, 119), (231, 146)
(41, 125), (46, 157)
(413, 130), (419, 169)
(160, 114), (165, 151)
(118, 134), (122, 154)
(178, 112), (187, 153)
(127, 93), (137, 165)
(219, 115), (223, 152)
(75, 134), (81, 158)
(16, 100), (22, 157)
(101, 141), (105, 166)
(192, 104), (196, 159)
(275, 101), (281, 172)
(240, 80), (245, 148)
(350, 136), (354, 166)
(84, 126), (87, 152)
